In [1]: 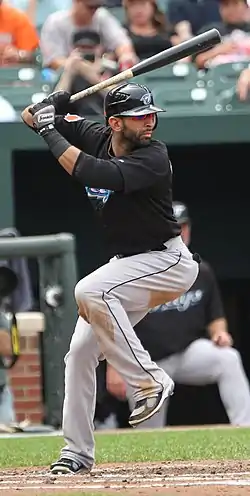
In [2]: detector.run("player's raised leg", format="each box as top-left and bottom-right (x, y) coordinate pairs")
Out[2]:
(75, 236), (198, 427)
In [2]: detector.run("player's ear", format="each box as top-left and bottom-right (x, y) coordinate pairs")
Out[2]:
(108, 116), (123, 132)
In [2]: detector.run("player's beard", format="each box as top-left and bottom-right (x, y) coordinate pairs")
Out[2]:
(121, 122), (153, 151)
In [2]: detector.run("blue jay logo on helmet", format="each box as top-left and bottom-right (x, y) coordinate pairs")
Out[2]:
(140, 93), (152, 105)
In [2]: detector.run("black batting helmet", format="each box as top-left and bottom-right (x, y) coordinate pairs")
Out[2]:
(104, 82), (165, 127)
(173, 201), (190, 224)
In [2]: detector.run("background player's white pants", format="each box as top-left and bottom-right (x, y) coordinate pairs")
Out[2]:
(128, 338), (250, 428)
(60, 235), (199, 467)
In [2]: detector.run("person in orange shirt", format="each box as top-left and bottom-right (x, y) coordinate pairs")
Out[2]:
(0, 0), (39, 65)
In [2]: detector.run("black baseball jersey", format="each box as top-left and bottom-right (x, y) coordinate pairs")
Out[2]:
(134, 261), (225, 361)
(54, 114), (180, 256)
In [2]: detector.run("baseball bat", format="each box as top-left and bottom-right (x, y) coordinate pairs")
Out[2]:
(70, 28), (221, 103)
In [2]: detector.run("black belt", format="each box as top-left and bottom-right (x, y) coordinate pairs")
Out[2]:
(116, 243), (167, 259)
(116, 246), (201, 263)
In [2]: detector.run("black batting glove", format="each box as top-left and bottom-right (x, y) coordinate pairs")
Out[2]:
(30, 104), (56, 137)
(29, 91), (71, 119)
(46, 90), (71, 115)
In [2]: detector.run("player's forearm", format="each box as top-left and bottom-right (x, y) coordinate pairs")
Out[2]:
(207, 317), (227, 338)
(41, 128), (124, 190)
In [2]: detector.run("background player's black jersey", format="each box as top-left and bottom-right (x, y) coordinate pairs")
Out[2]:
(134, 261), (225, 361)
(55, 114), (180, 256)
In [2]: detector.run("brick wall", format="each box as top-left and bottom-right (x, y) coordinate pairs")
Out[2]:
(8, 334), (44, 424)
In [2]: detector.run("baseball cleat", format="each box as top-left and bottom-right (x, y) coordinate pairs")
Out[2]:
(50, 457), (90, 475)
(129, 379), (174, 427)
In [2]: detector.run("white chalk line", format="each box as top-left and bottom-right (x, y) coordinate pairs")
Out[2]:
(0, 476), (250, 484)
(1, 481), (250, 490)
(1, 471), (250, 479)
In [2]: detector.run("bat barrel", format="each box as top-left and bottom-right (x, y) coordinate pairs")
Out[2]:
(69, 28), (221, 103)
(132, 28), (221, 77)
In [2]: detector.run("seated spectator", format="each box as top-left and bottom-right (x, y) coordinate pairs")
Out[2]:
(0, 0), (39, 65)
(6, 0), (72, 28)
(40, 0), (136, 114)
(236, 66), (250, 99)
(106, 201), (250, 428)
(167, 0), (221, 42)
(123, 0), (176, 60)
(0, 312), (16, 424)
(53, 45), (119, 115)
(195, 0), (250, 69)
(40, 0), (136, 72)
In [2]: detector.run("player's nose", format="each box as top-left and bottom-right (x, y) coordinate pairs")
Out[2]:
(144, 113), (156, 126)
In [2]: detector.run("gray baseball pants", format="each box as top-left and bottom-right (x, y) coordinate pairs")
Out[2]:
(60, 235), (199, 468)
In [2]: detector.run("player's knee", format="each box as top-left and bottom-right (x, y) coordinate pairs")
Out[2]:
(75, 278), (100, 302)
(220, 347), (241, 371)
(75, 278), (102, 322)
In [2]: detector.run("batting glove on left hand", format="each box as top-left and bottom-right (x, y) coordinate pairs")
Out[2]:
(30, 104), (55, 136)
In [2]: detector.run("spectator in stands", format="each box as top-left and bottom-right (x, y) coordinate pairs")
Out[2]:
(236, 66), (250, 99)
(40, 0), (136, 114)
(195, 0), (250, 69)
(0, 312), (16, 424)
(167, 0), (221, 42)
(40, 0), (136, 72)
(106, 201), (250, 428)
(53, 45), (118, 115)
(0, 0), (39, 65)
(6, 0), (71, 28)
(123, 0), (177, 60)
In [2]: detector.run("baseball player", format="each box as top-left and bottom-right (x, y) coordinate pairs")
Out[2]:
(107, 201), (250, 428)
(21, 84), (199, 474)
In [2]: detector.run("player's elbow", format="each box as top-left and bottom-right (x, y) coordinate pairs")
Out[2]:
(73, 153), (124, 191)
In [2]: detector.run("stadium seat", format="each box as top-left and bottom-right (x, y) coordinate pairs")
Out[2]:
(0, 66), (57, 112)
(109, 6), (125, 23)
(205, 61), (250, 95)
(0, 87), (49, 112)
(152, 84), (216, 114)
(212, 86), (250, 113)
(135, 62), (199, 87)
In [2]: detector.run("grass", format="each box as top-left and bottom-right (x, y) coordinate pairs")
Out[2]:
(0, 427), (250, 468)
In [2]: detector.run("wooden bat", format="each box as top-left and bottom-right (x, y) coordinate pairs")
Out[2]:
(69, 28), (221, 103)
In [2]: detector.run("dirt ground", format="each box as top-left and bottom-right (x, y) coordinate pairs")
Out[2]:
(0, 460), (250, 495)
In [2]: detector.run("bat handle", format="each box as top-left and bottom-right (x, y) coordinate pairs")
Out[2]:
(69, 68), (133, 103)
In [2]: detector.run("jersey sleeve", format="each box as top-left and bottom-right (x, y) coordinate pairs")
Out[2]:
(73, 141), (170, 192)
(54, 115), (107, 153)
(204, 263), (225, 324)
(113, 142), (171, 193)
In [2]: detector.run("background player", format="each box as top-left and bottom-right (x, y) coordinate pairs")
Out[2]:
(107, 201), (250, 428)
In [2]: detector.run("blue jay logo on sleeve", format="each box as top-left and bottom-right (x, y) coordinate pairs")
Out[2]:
(85, 187), (112, 204)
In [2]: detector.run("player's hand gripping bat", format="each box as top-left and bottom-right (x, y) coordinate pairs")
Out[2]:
(69, 28), (221, 103)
